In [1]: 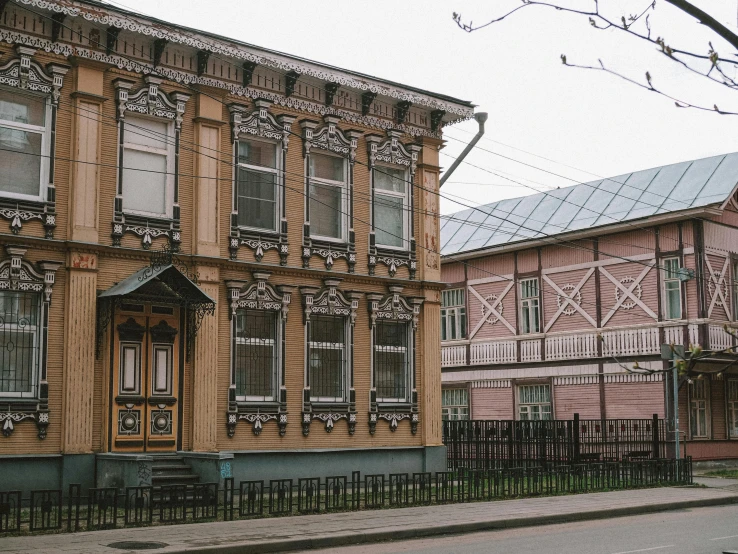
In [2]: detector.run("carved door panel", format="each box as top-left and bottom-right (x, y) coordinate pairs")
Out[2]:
(111, 304), (180, 452)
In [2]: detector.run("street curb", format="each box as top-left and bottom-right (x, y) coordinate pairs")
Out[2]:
(161, 494), (738, 554)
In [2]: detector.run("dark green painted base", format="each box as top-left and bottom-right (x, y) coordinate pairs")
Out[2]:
(0, 453), (96, 495)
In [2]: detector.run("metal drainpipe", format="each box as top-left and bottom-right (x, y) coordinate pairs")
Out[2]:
(439, 112), (488, 188)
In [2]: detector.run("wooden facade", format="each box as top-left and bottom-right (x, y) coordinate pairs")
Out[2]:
(441, 159), (738, 461)
(0, 0), (474, 489)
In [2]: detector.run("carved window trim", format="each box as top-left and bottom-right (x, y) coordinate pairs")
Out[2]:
(366, 131), (419, 279)
(111, 76), (190, 250)
(366, 285), (422, 434)
(227, 99), (295, 265)
(300, 278), (361, 435)
(0, 245), (61, 439)
(0, 45), (68, 238)
(300, 116), (363, 272)
(225, 272), (293, 437)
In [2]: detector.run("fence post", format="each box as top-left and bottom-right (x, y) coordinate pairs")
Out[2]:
(651, 413), (659, 459)
(573, 413), (580, 464)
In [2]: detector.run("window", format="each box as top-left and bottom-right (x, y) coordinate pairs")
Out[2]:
(663, 257), (682, 320)
(518, 384), (551, 420)
(308, 315), (347, 402)
(689, 379), (709, 438)
(442, 389), (469, 421)
(374, 166), (409, 249)
(0, 291), (41, 398)
(121, 116), (174, 218)
(309, 152), (346, 241)
(0, 88), (48, 200)
(520, 278), (540, 334)
(237, 139), (279, 231)
(441, 289), (466, 341)
(234, 309), (278, 402)
(729, 380), (738, 439)
(374, 320), (410, 402)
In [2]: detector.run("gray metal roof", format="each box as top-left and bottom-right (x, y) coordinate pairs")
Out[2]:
(441, 152), (738, 256)
(99, 264), (215, 305)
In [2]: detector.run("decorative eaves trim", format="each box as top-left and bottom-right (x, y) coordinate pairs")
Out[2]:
(13, 0), (474, 119)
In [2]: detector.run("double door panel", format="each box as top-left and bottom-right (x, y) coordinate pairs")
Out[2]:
(111, 305), (179, 452)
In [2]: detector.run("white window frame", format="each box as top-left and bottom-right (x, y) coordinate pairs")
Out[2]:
(0, 87), (51, 202)
(373, 320), (411, 404)
(234, 308), (280, 403)
(689, 379), (710, 439)
(663, 257), (682, 320)
(520, 278), (541, 335)
(236, 137), (281, 234)
(518, 384), (552, 421)
(373, 164), (410, 251)
(307, 316), (349, 403)
(728, 379), (738, 439)
(308, 151), (348, 244)
(441, 288), (466, 341)
(119, 342), (141, 396)
(442, 388), (469, 421)
(0, 291), (41, 399)
(121, 114), (175, 219)
(150, 344), (172, 396)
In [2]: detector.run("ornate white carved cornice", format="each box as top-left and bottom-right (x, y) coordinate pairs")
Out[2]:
(225, 272), (293, 319)
(300, 278), (361, 324)
(0, 245), (61, 303)
(365, 130), (420, 174)
(0, 44), (68, 103)
(366, 285), (422, 329)
(229, 99), (295, 149)
(113, 75), (190, 127)
(300, 115), (362, 161)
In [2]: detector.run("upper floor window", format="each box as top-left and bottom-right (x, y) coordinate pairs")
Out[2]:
(441, 289), (466, 341)
(520, 278), (540, 334)
(374, 166), (409, 249)
(122, 116), (174, 218)
(237, 139), (279, 232)
(234, 309), (279, 402)
(442, 388), (469, 421)
(0, 88), (48, 201)
(0, 291), (41, 398)
(689, 379), (709, 439)
(728, 379), (738, 439)
(374, 320), (410, 403)
(308, 314), (348, 402)
(518, 384), (551, 420)
(663, 257), (682, 320)
(309, 152), (347, 241)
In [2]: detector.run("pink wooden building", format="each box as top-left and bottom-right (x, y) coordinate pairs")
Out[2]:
(440, 153), (738, 461)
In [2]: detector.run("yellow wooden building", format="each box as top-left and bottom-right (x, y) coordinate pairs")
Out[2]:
(0, 0), (475, 491)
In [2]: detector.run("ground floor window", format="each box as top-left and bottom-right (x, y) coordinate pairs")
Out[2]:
(308, 315), (347, 402)
(234, 309), (278, 402)
(689, 379), (709, 439)
(0, 290), (41, 398)
(442, 388), (469, 420)
(728, 379), (738, 439)
(374, 320), (410, 402)
(518, 384), (552, 420)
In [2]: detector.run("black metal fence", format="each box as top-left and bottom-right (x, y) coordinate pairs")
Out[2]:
(0, 458), (692, 534)
(443, 415), (670, 470)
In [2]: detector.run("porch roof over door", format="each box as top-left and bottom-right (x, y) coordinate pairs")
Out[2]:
(99, 264), (215, 307)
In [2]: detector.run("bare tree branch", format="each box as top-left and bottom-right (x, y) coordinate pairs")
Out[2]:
(664, 0), (738, 51)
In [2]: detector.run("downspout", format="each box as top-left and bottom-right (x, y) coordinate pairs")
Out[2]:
(439, 112), (488, 188)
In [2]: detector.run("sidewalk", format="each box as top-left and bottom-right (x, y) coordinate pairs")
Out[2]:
(2, 486), (737, 554)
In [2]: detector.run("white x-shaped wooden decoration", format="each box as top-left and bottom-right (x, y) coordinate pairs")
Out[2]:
(600, 262), (657, 325)
(705, 256), (732, 319)
(543, 268), (596, 332)
(468, 282), (516, 338)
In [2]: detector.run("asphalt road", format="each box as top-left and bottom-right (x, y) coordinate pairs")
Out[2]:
(307, 504), (738, 554)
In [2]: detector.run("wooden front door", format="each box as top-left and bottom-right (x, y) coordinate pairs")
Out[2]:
(111, 303), (180, 452)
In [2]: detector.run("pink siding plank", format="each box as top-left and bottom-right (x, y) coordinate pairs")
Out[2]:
(471, 388), (513, 419)
(604, 383), (665, 418)
(554, 384), (600, 419)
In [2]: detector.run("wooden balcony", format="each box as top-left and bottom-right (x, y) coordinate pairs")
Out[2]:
(441, 322), (737, 367)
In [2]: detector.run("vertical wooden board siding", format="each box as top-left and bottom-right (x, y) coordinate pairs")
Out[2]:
(543, 269), (597, 333)
(711, 377), (726, 440)
(704, 221), (738, 254)
(442, 262), (465, 284)
(599, 230), (655, 259)
(600, 261), (659, 328)
(72, 100), (100, 235)
(92, 351), (104, 451)
(541, 241), (594, 269)
(195, 124), (219, 249)
(706, 253), (730, 321)
(471, 387), (513, 419)
(467, 281), (515, 339)
(99, 72), (123, 248)
(659, 224), (680, 252)
(466, 253), (514, 281)
(191, 282), (219, 450)
(604, 383), (665, 418)
(715, 209), (738, 229)
(177, 93), (195, 255)
(684, 254), (698, 319)
(517, 249), (538, 274)
(553, 384), (600, 419)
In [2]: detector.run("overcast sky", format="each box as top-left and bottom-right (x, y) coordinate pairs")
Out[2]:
(107, 0), (738, 215)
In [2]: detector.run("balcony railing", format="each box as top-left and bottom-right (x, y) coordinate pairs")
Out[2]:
(440, 322), (732, 367)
